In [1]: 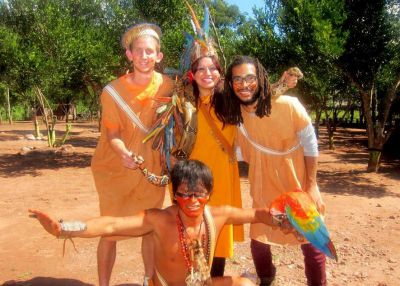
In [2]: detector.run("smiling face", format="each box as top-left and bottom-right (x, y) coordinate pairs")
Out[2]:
(231, 63), (259, 106)
(175, 182), (210, 218)
(125, 36), (163, 74)
(192, 57), (221, 93)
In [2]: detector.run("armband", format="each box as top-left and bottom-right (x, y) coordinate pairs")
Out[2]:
(57, 219), (86, 256)
(58, 219), (87, 238)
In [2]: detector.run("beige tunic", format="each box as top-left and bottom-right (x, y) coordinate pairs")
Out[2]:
(237, 95), (311, 245)
(91, 72), (173, 216)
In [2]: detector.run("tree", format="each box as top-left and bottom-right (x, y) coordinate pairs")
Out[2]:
(0, 0), (121, 113)
(339, 0), (400, 171)
(236, 0), (349, 141)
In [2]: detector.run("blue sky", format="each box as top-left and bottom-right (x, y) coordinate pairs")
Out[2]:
(225, 0), (265, 17)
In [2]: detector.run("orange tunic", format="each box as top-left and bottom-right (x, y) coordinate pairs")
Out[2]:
(237, 95), (311, 245)
(189, 96), (244, 258)
(91, 72), (173, 216)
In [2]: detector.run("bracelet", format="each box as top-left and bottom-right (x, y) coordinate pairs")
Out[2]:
(58, 219), (87, 238)
(130, 153), (170, 187)
(57, 219), (87, 256)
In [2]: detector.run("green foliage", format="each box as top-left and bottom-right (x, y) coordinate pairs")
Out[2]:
(339, 0), (391, 90)
(10, 104), (27, 120)
(0, 0), (398, 138)
(1, 0), (121, 106)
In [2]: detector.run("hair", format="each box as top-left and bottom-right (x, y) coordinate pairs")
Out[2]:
(171, 160), (213, 199)
(215, 55), (272, 125)
(190, 55), (224, 108)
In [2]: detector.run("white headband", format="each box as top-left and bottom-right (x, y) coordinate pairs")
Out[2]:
(136, 28), (160, 41)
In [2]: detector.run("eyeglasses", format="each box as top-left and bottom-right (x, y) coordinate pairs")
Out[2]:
(232, 74), (257, 85)
(196, 66), (218, 73)
(175, 192), (209, 199)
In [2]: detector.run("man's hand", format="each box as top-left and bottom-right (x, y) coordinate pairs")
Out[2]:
(306, 185), (326, 216)
(272, 67), (303, 97)
(268, 211), (296, 234)
(280, 70), (298, 89)
(121, 152), (144, 170)
(29, 209), (61, 237)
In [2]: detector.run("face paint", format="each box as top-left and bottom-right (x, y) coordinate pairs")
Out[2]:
(231, 63), (259, 105)
(175, 184), (210, 217)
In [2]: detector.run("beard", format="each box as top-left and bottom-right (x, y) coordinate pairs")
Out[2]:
(236, 88), (260, 106)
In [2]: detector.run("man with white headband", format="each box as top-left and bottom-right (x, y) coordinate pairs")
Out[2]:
(91, 22), (173, 286)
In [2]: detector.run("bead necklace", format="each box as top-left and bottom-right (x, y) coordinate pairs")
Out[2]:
(176, 212), (211, 270)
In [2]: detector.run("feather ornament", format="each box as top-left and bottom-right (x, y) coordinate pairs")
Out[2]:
(184, 0), (202, 37)
(145, 1), (213, 171)
(202, 5), (210, 37)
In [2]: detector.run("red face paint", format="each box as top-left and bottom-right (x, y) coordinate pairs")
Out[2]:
(175, 188), (209, 218)
(176, 196), (206, 217)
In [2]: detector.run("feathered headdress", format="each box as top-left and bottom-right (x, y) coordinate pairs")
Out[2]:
(143, 1), (216, 172)
(180, 0), (217, 75)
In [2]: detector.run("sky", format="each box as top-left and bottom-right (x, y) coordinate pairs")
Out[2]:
(225, 0), (265, 17)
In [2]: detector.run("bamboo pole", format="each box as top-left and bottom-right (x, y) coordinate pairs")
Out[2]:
(6, 87), (12, 124)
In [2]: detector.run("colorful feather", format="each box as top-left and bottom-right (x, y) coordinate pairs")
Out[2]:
(146, 1), (213, 172)
(270, 189), (338, 261)
(202, 5), (210, 37)
(184, 0), (202, 37)
(180, 32), (195, 75)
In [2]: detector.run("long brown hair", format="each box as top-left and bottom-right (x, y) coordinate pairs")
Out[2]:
(190, 55), (224, 108)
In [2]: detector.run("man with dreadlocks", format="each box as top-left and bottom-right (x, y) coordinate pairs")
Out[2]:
(215, 55), (327, 286)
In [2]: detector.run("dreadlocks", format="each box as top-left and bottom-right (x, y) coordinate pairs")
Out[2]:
(213, 55), (272, 125)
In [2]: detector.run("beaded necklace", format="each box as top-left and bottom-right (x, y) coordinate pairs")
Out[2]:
(176, 211), (212, 285)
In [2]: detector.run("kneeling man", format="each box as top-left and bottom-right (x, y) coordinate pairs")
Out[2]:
(30, 160), (293, 286)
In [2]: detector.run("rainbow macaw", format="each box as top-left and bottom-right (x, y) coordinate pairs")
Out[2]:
(270, 189), (338, 260)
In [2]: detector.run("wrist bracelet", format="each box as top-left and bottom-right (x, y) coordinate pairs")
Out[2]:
(57, 219), (86, 256)
(58, 219), (87, 237)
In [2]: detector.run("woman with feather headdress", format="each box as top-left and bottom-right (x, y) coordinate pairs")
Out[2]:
(181, 1), (244, 277)
(143, 1), (244, 277)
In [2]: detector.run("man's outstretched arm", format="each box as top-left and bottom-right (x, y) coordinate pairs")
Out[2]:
(214, 206), (287, 228)
(28, 209), (154, 238)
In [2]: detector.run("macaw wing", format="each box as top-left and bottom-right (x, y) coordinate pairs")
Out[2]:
(285, 205), (338, 260)
(143, 106), (171, 143)
(163, 115), (175, 171)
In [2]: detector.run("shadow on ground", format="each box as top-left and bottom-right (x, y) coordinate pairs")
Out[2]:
(0, 130), (98, 149)
(0, 151), (92, 177)
(2, 277), (95, 286)
(2, 277), (141, 286)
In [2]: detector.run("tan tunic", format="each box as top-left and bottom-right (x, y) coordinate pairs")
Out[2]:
(91, 72), (173, 216)
(237, 95), (311, 245)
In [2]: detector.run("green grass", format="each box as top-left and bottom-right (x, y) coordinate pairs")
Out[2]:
(310, 110), (361, 122)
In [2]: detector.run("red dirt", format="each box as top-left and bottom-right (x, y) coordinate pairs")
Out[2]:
(0, 121), (399, 286)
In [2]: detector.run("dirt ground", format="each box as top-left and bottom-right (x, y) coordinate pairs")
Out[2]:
(0, 121), (399, 286)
